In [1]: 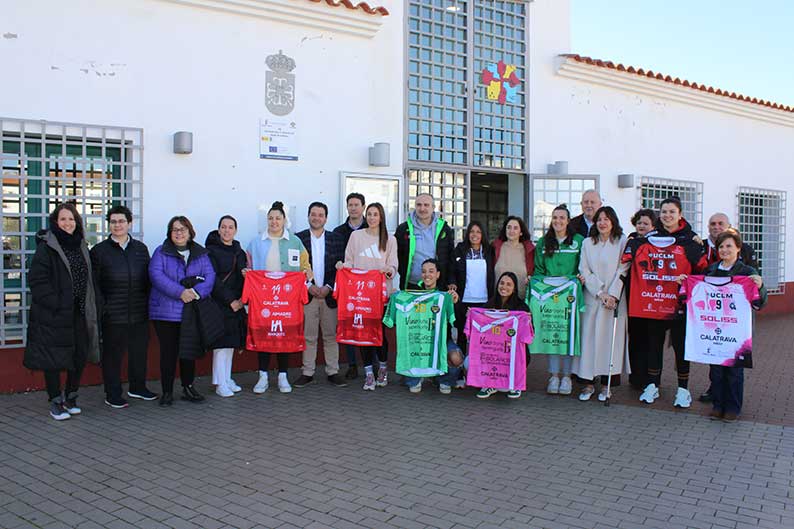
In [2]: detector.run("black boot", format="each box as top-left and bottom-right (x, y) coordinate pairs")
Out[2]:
(345, 364), (358, 380)
(181, 385), (204, 403)
(159, 392), (173, 406)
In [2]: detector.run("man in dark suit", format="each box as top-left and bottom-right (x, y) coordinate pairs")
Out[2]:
(569, 189), (602, 237)
(294, 202), (347, 387)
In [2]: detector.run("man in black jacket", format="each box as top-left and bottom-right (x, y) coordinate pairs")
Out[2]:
(333, 192), (366, 379)
(395, 193), (455, 290)
(90, 205), (156, 408)
(569, 189), (602, 237)
(294, 202), (347, 388)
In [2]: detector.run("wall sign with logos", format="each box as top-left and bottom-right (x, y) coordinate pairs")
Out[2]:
(260, 50), (299, 160)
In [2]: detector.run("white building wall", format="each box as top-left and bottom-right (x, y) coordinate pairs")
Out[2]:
(0, 0), (403, 248)
(529, 0), (794, 283)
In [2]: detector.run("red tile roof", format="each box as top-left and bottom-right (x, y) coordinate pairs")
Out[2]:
(561, 54), (794, 113)
(307, 0), (389, 16)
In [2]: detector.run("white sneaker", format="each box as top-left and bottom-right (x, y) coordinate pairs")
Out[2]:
(455, 379), (466, 389)
(215, 385), (234, 398)
(228, 379), (242, 393)
(409, 381), (422, 393)
(639, 383), (659, 404)
(277, 373), (292, 393)
(546, 376), (560, 394)
(253, 371), (269, 394)
(559, 376), (573, 395)
(674, 387), (692, 408)
(597, 387), (611, 402)
(439, 383), (451, 395)
(578, 387), (595, 401)
(363, 372), (376, 391)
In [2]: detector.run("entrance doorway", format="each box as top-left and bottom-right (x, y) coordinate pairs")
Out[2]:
(470, 172), (508, 242)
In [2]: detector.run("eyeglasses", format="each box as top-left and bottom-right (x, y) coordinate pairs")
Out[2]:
(109, 220), (128, 225)
(171, 227), (188, 234)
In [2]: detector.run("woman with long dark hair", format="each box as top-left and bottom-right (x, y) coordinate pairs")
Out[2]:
(450, 220), (494, 355)
(339, 202), (398, 391)
(475, 271), (530, 400)
(149, 215), (216, 406)
(573, 206), (629, 401)
(493, 216), (535, 301)
(532, 204), (585, 396)
(206, 215), (247, 397)
(25, 203), (101, 420)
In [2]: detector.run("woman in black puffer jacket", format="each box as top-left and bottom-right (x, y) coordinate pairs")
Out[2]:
(205, 215), (248, 397)
(25, 203), (101, 420)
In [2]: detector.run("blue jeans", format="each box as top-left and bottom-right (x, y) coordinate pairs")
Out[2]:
(710, 365), (744, 414)
(547, 355), (573, 376)
(405, 342), (463, 388)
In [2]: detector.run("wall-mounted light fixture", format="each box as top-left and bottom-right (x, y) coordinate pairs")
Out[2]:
(369, 142), (390, 167)
(173, 131), (193, 154)
(618, 174), (635, 188)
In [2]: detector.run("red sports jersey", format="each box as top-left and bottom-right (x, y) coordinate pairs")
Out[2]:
(241, 271), (308, 352)
(622, 236), (692, 320)
(333, 268), (389, 346)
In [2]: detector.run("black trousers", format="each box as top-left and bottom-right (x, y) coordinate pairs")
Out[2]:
(258, 352), (290, 373)
(627, 316), (649, 388)
(455, 301), (486, 355)
(44, 310), (89, 400)
(153, 321), (195, 393)
(644, 317), (689, 388)
(102, 321), (150, 399)
(361, 344), (387, 368)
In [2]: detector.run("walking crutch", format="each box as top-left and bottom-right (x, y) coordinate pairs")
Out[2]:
(604, 298), (620, 407)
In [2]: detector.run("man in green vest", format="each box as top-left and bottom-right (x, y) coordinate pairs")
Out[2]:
(395, 193), (455, 291)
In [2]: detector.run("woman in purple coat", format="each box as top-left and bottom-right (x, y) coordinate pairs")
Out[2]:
(149, 216), (215, 406)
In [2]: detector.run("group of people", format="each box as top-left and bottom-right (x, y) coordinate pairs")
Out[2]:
(24, 189), (766, 424)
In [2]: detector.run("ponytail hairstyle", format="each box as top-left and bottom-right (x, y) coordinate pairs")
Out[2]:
(268, 201), (291, 230)
(543, 204), (574, 257)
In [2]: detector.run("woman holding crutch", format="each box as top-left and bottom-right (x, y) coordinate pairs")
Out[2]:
(573, 206), (629, 402)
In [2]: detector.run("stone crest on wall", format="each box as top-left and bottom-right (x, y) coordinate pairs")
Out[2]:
(265, 50), (296, 116)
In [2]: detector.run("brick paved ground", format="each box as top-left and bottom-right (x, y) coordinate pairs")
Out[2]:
(1, 370), (793, 529)
(0, 313), (792, 529)
(524, 313), (794, 427)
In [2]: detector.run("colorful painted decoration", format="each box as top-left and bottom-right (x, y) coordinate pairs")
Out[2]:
(481, 60), (521, 104)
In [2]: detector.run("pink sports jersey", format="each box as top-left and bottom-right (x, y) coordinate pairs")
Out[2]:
(680, 275), (760, 368)
(464, 308), (534, 391)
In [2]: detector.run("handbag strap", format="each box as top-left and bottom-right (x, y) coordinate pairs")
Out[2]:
(222, 254), (237, 283)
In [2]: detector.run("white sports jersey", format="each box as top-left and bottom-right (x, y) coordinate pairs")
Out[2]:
(680, 275), (759, 368)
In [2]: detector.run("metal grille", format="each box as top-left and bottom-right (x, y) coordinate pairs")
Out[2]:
(407, 1), (469, 165)
(407, 168), (469, 242)
(737, 187), (786, 294)
(473, 0), (526, 170)
(530, 176), (598, 240)
(639, 176), (703, 234)
(1, 117), (143, 348)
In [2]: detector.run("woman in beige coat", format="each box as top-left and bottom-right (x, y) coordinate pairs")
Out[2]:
(573, 206), (629, 402)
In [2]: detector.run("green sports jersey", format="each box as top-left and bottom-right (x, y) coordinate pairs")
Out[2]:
(527, 276), (585, 356)
(533, 234), (584, 277)
(383, 290), (455, 377)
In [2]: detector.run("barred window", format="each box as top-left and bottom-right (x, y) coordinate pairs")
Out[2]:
(1, 118), (143, 348)
(639, 176), (703, 234)
(407, 168), (468, 242)
(737, 187), (786, 294)
(531, 176), (598, 241)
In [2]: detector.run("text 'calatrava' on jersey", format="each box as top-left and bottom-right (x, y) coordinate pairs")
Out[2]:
(465, 308), (534, 391)
(333, 268), (389, 346)
(241, 271), (308, 353)
(680, 275), (760, 368)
